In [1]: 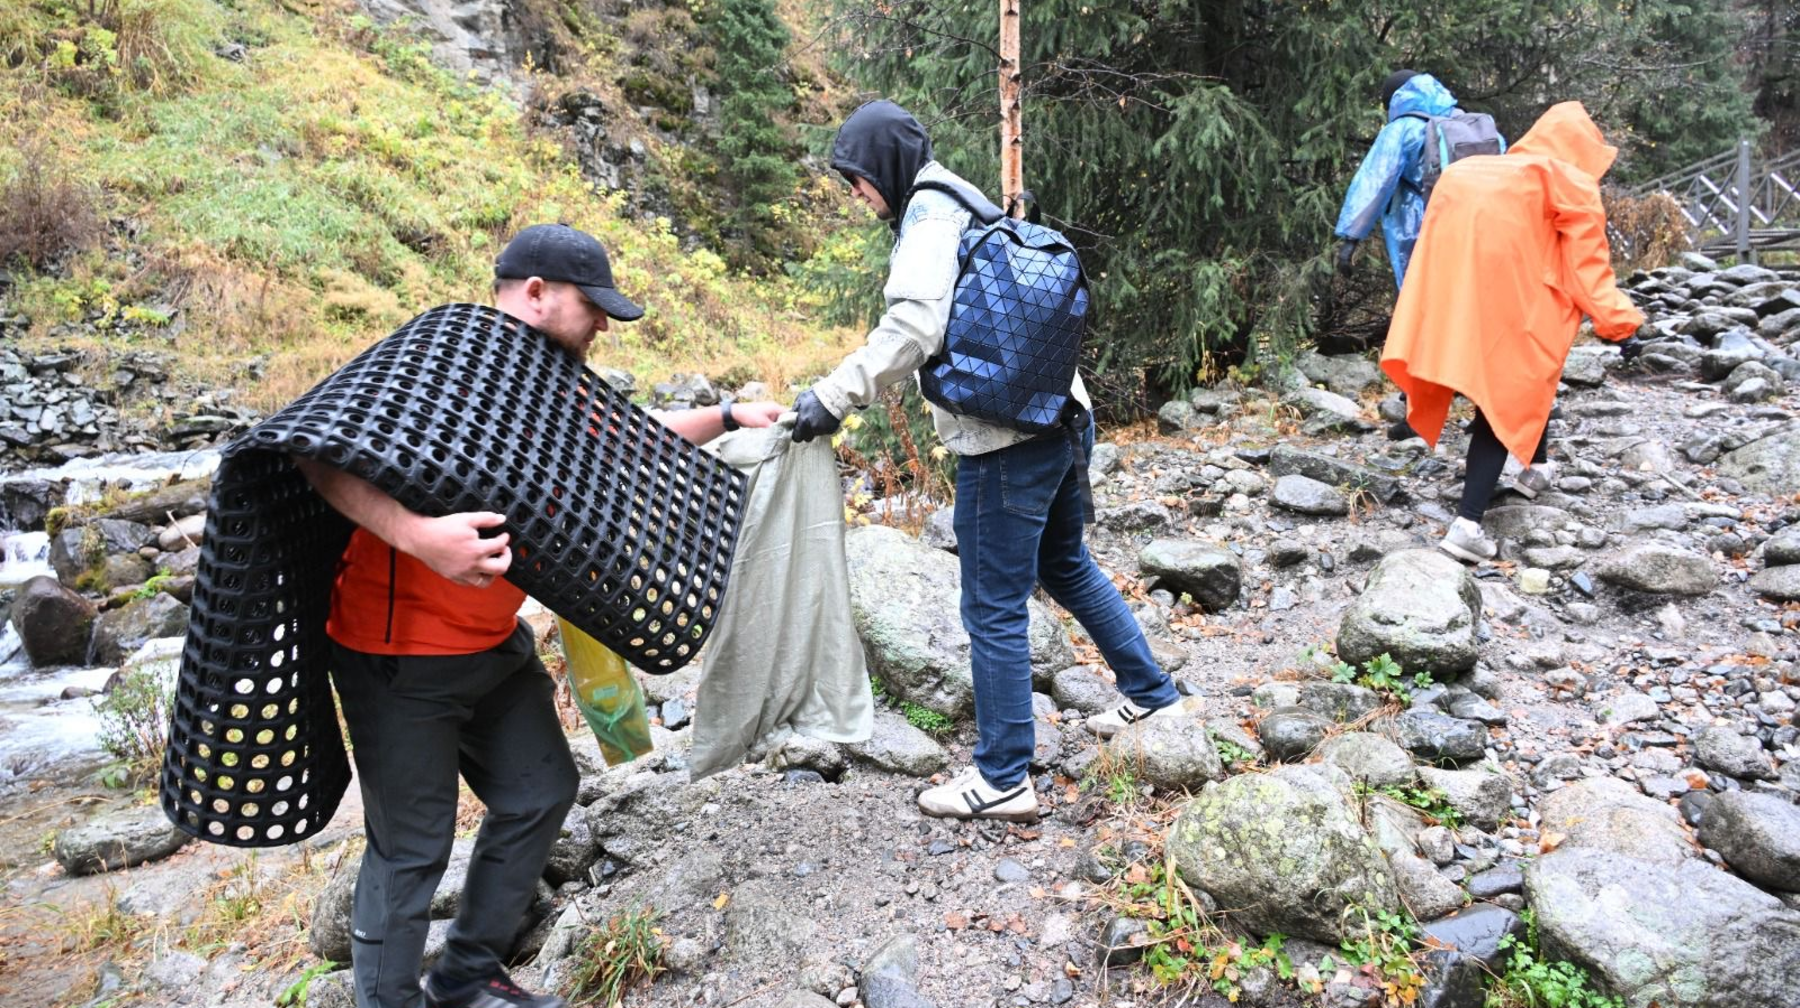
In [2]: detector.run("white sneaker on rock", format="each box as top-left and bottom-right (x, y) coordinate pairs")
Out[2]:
(916, 766), (1039, 822)
(1512, 463), (1555, 499)
(1087, 696), (1196, 739)
(1439, 517), (1498, 563)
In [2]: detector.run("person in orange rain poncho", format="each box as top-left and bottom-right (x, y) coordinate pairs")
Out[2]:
(1381, 101), (1645, 563)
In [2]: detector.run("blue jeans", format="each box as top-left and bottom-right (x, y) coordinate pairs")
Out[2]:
(954, 419), (1179, 789)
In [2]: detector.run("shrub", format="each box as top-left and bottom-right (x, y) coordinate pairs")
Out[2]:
(92, 659), (174, 783)
(0, 134), (104, 269)
(1604, 188), (1692, 272)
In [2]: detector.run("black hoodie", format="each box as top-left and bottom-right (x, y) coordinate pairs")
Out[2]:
(829, 100), (935, 231)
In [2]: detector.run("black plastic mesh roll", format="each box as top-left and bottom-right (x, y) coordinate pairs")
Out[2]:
(162, 303), (746, 847)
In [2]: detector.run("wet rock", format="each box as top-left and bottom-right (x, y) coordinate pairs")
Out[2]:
(1525, 848), (1800, 1008)
(1257, 706), (1334, 762)
(1169, 765), (1401, 943)
(1538, 776), (1693, 865)
(1717, 422), (1800, 495)
(1596, 543), (1717, 596)
(844, 709), (950, 778)
(1748, 565), (1800, 601)
(1337, 550), (1482, 676)
(1384, 709), (1487, 765)
(1271, 474), (1351, 516)
(1105, 710), (1225, 791)
(89, 592), (188, 665)
(846, 525), (1072, 716)
(9, 574), (96, 667)
(1694, 725), (1775, 781)
(1316, 732), (1417, 788)
(53, 804), (191, 875)
(1137, 539), (1241, 611)
(1269, 446), (1405, 503)
(1696, 791), (1800, 893)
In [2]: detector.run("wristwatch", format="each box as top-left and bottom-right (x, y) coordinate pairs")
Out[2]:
(719, 397), (740, 432)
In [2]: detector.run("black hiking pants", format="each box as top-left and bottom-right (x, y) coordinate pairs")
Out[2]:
(331, 622), (577, 1008)
(1459, 408), (1549, 521)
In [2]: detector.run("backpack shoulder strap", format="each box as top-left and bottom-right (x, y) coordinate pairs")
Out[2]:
(907, 179), (1005, 226)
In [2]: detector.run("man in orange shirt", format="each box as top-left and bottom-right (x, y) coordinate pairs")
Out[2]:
(298, 224), (784, 1008)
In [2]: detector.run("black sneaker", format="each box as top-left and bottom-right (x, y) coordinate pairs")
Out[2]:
(1386, 418), (1418, 441)
(422, 971), (565, 1008)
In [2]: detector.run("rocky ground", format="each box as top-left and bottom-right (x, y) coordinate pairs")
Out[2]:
(3, 254), (1800, 1008)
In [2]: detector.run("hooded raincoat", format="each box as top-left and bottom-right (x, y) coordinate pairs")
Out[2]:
(1333, 74), (1461, 288)
(1380, 102), (1645, 464)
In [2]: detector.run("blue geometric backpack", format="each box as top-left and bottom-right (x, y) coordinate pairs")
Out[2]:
(910, 181), (1088, 434)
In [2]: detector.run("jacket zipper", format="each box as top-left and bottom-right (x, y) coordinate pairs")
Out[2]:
(385, 545), (396, 644)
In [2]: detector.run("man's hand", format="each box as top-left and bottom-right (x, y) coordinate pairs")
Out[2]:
(790, 390), (843, 444)
(1617, 335), (1644, 363)
(399, 512), (512, 588)
(729, 401), (787, 429)
(1335, 239), (1358, 274)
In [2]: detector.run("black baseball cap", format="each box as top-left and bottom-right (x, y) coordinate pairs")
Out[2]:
(494, 223), (644, 322)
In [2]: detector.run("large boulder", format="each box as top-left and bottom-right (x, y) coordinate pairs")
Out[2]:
(1268, 446), (1404, 504)
(1696, 791), (1800, 893)
(10, 574), (96, 667)
(1537, 777), (1693, 866)
(1596, 543), (1717, 596)
(53, 804), (191, 875)
(1138, 539), (1241, 611)
(1294, 350), (1383, 398)
(843, 708), (950, 777)
(89, 593), (189, 666)
(1336, 550), (1482, 675)
(1717, 423), (1800, 495)
(1270, 474), (1351, 516)
(1525, 849), (1800, 1008)
(844, 525), (1072, 718)
(1104, 707), (1225, 791)
(1747, 565), (1800, 602)
(1168, 765), (1401, 943)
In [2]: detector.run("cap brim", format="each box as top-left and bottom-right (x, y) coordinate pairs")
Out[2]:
(576, 283), (644, 322)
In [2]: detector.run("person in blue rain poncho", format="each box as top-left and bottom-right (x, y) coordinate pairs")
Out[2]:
(1333, 70), (1474, 288)
(1334, 70), (1499, 439)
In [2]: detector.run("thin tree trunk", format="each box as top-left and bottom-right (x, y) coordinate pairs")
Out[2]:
(999, 0), (1024, 218)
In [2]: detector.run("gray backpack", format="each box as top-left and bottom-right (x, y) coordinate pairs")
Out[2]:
(1404, 110), (1505, 200)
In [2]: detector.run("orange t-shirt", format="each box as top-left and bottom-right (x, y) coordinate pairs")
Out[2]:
(326, 528), (526, 655)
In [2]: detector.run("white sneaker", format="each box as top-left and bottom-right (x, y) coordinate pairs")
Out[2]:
(917, 766), (1039, 822)
(1512, 463), (1556, 499)
(1439, 517), (1498, 563)
(1087, 696), (1195, 739)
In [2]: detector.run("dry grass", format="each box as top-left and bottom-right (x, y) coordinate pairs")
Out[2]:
(0, 132), (105, 270)
(1604, 188), (1692, 272)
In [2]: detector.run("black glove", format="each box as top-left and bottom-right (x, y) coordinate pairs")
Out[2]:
(1617, 335), (1644, 363)
(790, 390), (843, 444)
(1335, 239), (1358, 274)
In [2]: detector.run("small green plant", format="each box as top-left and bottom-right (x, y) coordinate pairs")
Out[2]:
(128, 568), (175, 601)
(1212, 736), (1257, 767)
(1486, 911), (1625, 1008)
(901, 702), (952, 736)
(1335, 908), (1427, 1006)
(1329, 652), (1435, 704)
(276, 959), (339, 1006)
(1119, 855), (1296, 1001)
(562, 906), (665, 1007)
(1355, 782), (1465, 829)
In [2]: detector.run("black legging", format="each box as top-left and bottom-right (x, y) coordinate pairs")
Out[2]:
(1460, 409), (1548, 521)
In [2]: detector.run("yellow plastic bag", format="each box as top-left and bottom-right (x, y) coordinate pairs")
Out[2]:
(557, 618), (653, 767)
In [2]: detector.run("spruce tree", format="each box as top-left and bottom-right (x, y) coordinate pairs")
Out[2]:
(711, 0), (799, 258)
(828, 0), (1757, 388)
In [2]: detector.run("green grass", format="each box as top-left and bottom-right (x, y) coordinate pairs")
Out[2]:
(2, 0), (863, 410)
